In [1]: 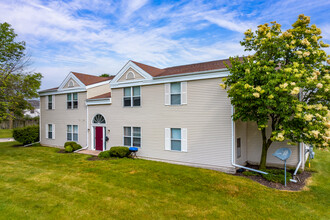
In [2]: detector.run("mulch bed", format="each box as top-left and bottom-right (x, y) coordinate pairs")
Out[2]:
(235, 166), (312, 191)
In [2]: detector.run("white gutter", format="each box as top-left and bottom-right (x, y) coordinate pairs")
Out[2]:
(231, 105), (268, 175)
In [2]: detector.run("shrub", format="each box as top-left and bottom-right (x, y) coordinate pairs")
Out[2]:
(109, 146), (130, 158)
(98, 150), (111, 158)
(64, 142), (82, 151)
(242, 171), (259, 176)
(65, 145), (73, 153)
(13, 125), (39, 145)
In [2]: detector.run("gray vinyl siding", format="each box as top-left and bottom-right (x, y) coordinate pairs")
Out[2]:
(89, 78), (234, 172)
(40, 92), (87, 147)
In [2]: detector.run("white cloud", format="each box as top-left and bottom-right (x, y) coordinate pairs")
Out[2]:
(0, 0), (329, 90)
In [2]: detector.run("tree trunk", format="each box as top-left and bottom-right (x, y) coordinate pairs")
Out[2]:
(259, 128), (272, 170)
(8, 112), (13, 129)
(259, 143), (268, 170)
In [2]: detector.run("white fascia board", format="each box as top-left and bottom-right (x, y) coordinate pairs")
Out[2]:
(111, 61), (153, 84)
(85, 80), (111, 89)
(58, 72), (86, 90)
(110, 69), (229, 88)
(86, 98), (112, 106)
(39, 88), (87, 96)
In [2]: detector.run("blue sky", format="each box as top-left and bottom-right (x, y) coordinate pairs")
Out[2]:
(0, 0), (329, 90)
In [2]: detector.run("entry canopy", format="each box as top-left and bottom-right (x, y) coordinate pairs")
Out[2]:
(273, 148), (292, 161)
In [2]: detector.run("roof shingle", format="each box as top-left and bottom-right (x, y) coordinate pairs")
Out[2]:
(132, 58), (236, 77)
(72, 72), (114, 86)
(88, 92), (111, 100)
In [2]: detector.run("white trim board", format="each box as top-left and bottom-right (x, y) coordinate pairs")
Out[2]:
(39, 88), (87, 96)
(110, 69), (229, 88)
(86, 80), (112, 89)
(86, 98), (112, 106)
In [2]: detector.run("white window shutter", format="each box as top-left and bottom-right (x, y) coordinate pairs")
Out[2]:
(181, 82), (187, 105)
(45, 124), (48, 138)
(181, 128), (187, 152)
(53, 124), (55, 139)
(165, 128), (171, 150)
(165, 83), (170, 105)
(52, 95), (55, 109)
(45, 97), (48, 110)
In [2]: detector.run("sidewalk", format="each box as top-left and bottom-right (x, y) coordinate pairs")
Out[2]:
(0, 138), (15, 142)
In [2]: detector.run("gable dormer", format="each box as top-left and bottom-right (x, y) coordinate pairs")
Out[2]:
(110, 60), (154, 88)
(117, 68), (145, 82)
(58, 72), (86, 91)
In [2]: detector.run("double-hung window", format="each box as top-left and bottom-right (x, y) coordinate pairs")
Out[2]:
(124, 127), (141, 147)
(165, 82), (187, 105)
(48, 95), (53, 109)
(171, 128), (181, 151)
(123, 87), (140, 107)
(47, 124), (53, 139)
(165, 128), (187, 152)
(67, 125), (78, 141)
(67, 93), (78, 109)
(171, 83), (181, 105)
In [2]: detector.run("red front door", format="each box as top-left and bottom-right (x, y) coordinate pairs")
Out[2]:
(95, 127), (103, 151)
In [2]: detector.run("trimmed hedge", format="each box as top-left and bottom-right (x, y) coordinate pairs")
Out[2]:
(65, 145), (73, 153)
(98, 150), (111, 158)
(13, 125), (39, 145)
(64, 141), (82, 152)
(109, 146), (130, 158)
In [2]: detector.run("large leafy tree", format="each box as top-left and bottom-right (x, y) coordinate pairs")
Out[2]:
(221, 15), (329, 169)
(0, 22), (42, 123)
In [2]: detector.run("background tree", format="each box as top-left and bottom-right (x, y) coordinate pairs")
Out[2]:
(221, 15), (329, 169)
(0, 22), (42, 124)
(99, 73), (110, 77)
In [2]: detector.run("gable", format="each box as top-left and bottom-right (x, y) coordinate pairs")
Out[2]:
(63, 78), (80, 89)
(117, 68), (145, 82)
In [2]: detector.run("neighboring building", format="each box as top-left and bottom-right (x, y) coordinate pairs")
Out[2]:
(38, 59), (307, 173)
(24, 100), (40, 118)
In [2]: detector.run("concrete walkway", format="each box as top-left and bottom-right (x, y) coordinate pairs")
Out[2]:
(0, 138), (14, 142)
(76, 149), (100, 156)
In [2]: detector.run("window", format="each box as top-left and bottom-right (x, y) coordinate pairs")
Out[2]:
(67, 125), (78, 141)
(171, 83), (181, 105)
(68, 80), (74, 87)
(126, 71), (135, 80)
(165, 128), (187, 152)
(48, 95), (53, 109)
(165, 82), (187, 105)
(237, 138), (241, 158)
(123, 87), (140, 107)
(93, 114), (106, 124)
(67, 93), (78, 109)
(171, 128), (181, 151)
(124, 126), (141, 147)
(48, 124), (53, 139)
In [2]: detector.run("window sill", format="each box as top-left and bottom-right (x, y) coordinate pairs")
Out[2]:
(164, 149), (187, 153)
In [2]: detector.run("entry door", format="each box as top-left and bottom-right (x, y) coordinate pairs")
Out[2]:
(95, 127), (104, 151)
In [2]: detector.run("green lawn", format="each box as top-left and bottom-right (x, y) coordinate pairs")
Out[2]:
(0, 129), (13, 138)
(0, 142), (329, 219)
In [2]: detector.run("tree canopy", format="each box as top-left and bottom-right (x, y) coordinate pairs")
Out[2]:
(221, 15), (329, 169)
(0, 22), (42, 122)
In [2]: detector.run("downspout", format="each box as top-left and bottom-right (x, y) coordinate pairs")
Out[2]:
(231, 105), (268, 175)
(293, 143), (302, 176)
(86, 102), (89, 149)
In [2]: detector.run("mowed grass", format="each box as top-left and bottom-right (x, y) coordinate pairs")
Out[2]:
(0, 142), (329, 219)
(0, 129), (13, 138)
